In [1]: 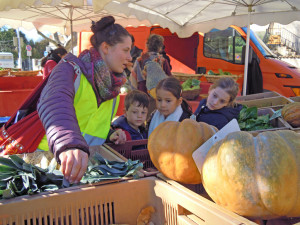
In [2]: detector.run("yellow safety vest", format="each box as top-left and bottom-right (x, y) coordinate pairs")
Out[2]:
(38, 73), (119, 151)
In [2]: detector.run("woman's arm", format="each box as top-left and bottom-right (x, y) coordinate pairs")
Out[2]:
(37, 61), (90, 161)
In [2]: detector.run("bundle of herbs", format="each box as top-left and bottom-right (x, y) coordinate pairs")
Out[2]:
(0, 153), (143, 200)
(238, 106), (273, 131)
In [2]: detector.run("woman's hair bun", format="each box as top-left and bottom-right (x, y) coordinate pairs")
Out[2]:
(91, 16), (115, 33)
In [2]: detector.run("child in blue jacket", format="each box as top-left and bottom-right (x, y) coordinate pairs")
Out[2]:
(194, 77), (243, 130)
(110, 90), (149, 142)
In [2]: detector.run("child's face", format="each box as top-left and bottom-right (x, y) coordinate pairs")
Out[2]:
(125, 101), (148, 130)
(207, 87), (230, 110)
(156, 89), (182, 117)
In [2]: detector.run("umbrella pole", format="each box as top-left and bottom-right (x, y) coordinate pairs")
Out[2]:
(17, 28), (22, 69)
(71, 19), (74, 54)
(242, 10), (251, 96)
(69, 6), (74, 54)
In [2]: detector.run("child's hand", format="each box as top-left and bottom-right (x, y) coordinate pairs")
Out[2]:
(109, 129), (127, 145)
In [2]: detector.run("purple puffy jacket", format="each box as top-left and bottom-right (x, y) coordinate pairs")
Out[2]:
(37, 53), (97, 161)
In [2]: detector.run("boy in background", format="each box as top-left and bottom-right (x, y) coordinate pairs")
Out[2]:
(108, 90), (149, 143)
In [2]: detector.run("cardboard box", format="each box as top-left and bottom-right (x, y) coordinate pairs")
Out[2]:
(236, 91), (281, 102)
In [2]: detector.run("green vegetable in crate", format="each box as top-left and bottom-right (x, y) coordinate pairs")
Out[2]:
(218, 69), (232, 75)
(202, 130), (300, 219)
(238, 106), (273, 131)
(223, 71), (232, 75)
(0, 153), (143, 199)
(281, 102), (300, 128)
(0, 155), (64, 199)
(207, 70), (216, 75)
(181, 78), (200, 91)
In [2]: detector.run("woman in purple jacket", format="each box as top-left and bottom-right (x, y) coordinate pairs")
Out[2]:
(37, 16), (132, 184)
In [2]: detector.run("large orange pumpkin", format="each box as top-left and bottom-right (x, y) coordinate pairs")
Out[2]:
(148, 119), (217, 184)
(202, 130), (300, 219)
(282, 102), (300, 128)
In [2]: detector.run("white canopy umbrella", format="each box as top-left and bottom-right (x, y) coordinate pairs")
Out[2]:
(0, 0), (152, 53)
(1, 0), (300, 95)
(102, 0), (300, 95)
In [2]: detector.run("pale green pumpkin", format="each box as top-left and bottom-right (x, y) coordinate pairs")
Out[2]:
(202, 130), (300, 219)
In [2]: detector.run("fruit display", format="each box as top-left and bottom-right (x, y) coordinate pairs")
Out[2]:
(148, 119), (217, 184)
(281, 102), (300, 128)
(202, 130), (300, 219)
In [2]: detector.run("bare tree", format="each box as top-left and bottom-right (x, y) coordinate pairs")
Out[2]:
(37, 30), (77, 52)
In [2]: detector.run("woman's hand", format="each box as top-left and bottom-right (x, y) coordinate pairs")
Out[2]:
(59, 149), (89, 184)
(109, 129), (127, 145)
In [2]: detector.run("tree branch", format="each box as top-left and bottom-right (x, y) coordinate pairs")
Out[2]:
(37, 30), (59, 47)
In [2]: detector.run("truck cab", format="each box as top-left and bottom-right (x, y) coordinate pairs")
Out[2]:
(198, 26), (300, 97)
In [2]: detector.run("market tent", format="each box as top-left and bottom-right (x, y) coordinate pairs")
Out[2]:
(1, 0), (300, 95)
(0, 0), (150, 51)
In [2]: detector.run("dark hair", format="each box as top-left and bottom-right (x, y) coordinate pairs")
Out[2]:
(146, 34), (164, 52)
(209, 77), (239, 106)
(156, 77), (193, 114)
(90, 16), (131, 49)
(41, 46), (67, 67)
(125, 90), (149, 110)
(131, 34), (135, 43)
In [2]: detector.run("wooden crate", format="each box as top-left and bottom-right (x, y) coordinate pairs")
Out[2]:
(290, 96), (300, 102)
(0, 70), (9, 77)
(10, 70), (40, 77)
(204, 74), (242, 83)
(248, 108), (292, 136)
(172, 72), (204, 82)
(237, 96), (293, 109)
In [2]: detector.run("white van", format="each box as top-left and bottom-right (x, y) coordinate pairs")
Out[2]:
(0, 52), (14, 68)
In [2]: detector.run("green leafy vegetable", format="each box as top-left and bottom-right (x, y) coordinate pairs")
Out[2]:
(0, 153), (143, 200)
(81, 153), (143, 184)
(238, 106), (273, 131)
(182, 78), (201, 91)
(207, 70), (216, 75)
(207, 69), (232, 76)
(0, 156), (64, 199)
